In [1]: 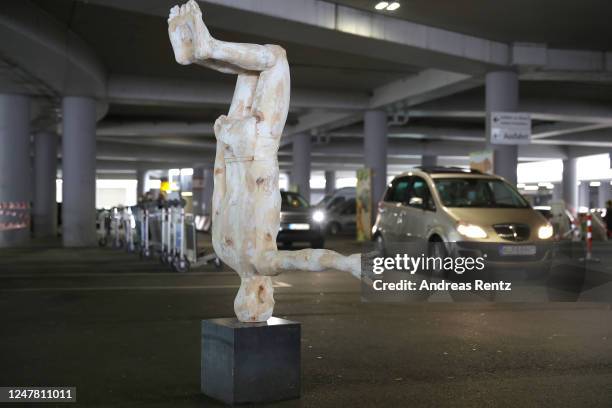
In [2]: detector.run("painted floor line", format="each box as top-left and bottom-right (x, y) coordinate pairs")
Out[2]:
(0, 281), (293, 292)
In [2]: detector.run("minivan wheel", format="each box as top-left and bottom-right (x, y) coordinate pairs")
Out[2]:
(428, 239), (447, 279)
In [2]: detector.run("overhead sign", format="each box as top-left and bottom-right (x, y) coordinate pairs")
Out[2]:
(490, 112), (531, 145)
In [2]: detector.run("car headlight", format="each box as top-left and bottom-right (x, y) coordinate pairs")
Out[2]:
(312, 210), (325, 223)
(538, 224), (554, 240)
(457, 222), (487, 239)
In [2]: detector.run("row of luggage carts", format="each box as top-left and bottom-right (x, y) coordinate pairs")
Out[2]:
(96, 200), (221, 272)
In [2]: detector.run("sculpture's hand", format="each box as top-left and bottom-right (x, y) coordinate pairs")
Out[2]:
(213, 115), (228, 140)
(168, 0), (213, 65)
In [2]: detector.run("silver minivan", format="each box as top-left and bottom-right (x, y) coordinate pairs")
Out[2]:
(372, 167), (553, 274)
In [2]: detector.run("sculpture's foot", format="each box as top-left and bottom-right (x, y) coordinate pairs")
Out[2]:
(234, 275), (274, 323)
(168, 0), (213, 64)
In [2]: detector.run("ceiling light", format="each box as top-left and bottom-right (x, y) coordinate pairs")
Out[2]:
(387, 2), (401, 10)
(375, 1), (389, 10)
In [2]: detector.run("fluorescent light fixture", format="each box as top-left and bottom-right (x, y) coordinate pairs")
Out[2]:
(180, 168), (193, 176)
(168, 168), (180, 177)
(387, 2), (401, 10)
(375, 1), (389, 10)
(590, 181), (601, 187)
(517, 183), (526, 189)
(524, 185), (538, 191)
(181, 191), (193, 197)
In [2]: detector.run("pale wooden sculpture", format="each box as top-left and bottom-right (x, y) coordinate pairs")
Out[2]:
(168, 0), (361, 322)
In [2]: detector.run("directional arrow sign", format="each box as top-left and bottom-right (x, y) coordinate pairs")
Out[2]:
(490, 112), (531, 145)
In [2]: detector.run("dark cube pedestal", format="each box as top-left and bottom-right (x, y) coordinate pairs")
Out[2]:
(201, 317), (301, 405)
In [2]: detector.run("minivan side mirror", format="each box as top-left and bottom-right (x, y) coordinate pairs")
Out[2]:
(408, 197), (423, 208)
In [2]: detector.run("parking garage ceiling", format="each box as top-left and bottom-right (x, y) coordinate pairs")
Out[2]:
(334, 0), (612, 51)
(31, 0), (421, 92)
(2, 0), (612, 174)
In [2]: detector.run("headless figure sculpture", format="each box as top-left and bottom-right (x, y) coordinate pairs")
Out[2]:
(169, 1), (361, 322)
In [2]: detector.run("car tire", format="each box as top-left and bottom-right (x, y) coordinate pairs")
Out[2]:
(428, 238), (447, 279)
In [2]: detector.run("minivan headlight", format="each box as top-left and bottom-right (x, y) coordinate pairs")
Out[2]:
(457, 222), (487, 239)
(538, 224), (554, 240)
(312, 210), (325, 223)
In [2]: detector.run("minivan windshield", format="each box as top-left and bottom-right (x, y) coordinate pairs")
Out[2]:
(434, 178), (530, 208)
(281, 192), (309, 210)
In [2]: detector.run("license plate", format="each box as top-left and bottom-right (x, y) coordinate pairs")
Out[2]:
(288, 223), (310, 230)
(499, 245), (536, 256)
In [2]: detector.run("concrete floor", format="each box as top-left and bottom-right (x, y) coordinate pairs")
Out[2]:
(0, 236), (611, 407)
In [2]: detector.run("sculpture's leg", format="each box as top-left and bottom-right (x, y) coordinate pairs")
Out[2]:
(207, 39), (276, 72)
(256, 249), (362, 279)
(168, 0), (276, 73)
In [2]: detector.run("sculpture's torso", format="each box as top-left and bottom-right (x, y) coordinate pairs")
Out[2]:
(212, 47), (290, 279)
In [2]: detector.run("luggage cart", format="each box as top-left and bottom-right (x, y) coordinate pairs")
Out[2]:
(171, 213), (221, 272)
(97, 210), (111, 247)
(138, 207), (151, 258)
(122, 207), (135, 253)
(111, 207), (123, 249)
(160, 206), (174, 264)
(149, 210), (163, 257)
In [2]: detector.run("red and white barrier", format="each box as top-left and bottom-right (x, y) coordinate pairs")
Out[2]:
(586, 213), (593, 260)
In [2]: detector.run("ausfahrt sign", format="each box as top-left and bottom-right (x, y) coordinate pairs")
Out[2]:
(490, 112), (531, 145)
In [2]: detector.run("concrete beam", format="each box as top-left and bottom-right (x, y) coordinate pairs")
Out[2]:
(108, 75), (369, 111)
(97, 120), (215, 137)
(285, 69), (481, 144)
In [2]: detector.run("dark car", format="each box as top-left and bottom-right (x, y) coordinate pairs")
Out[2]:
(277, 191), (325, 248)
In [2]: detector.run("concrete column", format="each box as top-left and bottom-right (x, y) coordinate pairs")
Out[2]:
(421, 155), (437, 168)
(62, 96), (97, 247)
(192, 165), (214, 216)
(364, 110), (387, 209)
(598, 182), (610, 208)
(562, 157), (578, 214)
(0, 94), (31, 247)
(136, 167), (148, 196)
(292, 133), (311, 202)
(552, 182), (562, 201)
(485, 71), (519, 184)
(578, 182), (590, 209)
(33, 131), (58, 238)
(324, 170), (336, 196)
